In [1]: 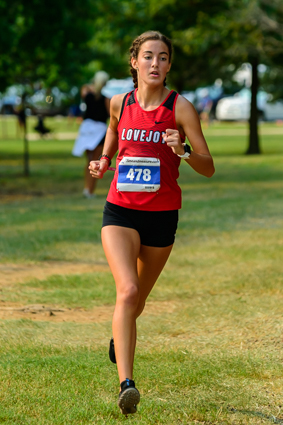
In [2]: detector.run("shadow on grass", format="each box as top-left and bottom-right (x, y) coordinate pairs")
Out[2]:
(228, 407), (283, 424)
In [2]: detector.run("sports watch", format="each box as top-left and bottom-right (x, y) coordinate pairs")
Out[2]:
(177, 143), (191, 158)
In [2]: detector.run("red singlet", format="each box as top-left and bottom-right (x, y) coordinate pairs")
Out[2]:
(107, 89), (185, 211)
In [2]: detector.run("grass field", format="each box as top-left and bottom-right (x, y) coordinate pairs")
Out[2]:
(0, 118), (283, 424)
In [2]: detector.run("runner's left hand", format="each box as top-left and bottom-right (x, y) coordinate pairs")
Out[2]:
(162, 129), (184, 156)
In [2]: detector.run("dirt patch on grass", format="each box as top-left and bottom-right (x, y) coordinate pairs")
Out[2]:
(0, 303), (114, 323)
(0, 192), (45, 203)
(0, 262), (178, 323)
(0, 300), (177, 324)
(0, 262), (109, 286)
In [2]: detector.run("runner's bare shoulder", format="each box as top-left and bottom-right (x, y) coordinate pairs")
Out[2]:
(110, 93), (129, 120)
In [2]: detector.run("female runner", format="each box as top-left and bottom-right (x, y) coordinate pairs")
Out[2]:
(72, 71), (110, 198)
(89, 30), (215, 415)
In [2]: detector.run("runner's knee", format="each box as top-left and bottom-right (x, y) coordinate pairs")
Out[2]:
(117, 283), (140, 309)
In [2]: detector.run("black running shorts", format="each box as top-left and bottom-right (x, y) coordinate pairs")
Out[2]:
(102, 201), (179, 247)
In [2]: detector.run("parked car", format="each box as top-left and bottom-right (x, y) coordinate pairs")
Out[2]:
(215, 88), (283, 121)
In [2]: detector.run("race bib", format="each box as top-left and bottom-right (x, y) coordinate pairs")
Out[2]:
(117, 157), (160, 192)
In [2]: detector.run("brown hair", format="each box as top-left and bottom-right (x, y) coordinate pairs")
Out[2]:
(129, 31), (173, 89)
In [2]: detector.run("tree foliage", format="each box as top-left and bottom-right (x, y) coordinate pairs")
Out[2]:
(0, 0), (98, 91)
(166, 0), (283, 153)
(2, 0), (283, 93)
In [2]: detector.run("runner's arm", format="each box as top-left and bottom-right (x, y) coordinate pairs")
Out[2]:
(175, 95), (215, 177)
(89, 94), (123, 178)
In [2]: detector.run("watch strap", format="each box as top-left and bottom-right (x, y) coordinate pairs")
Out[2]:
(177, 143), (191, 158)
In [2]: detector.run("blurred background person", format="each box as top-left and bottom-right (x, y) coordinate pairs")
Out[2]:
(67, 84), (92, 125)
(198, 89), (213, 128)
(14, 93), (28, 137)
(34, 114), (51, 137)
(72, 71), (110, 198)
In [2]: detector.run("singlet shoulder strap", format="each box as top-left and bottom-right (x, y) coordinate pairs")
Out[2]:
(118, 90), (135, 122)
(163, 90), (178, 111)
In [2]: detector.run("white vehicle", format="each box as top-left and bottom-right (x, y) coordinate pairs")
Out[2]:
(101, 78), (134, 99)
(215, 88), (283, 121)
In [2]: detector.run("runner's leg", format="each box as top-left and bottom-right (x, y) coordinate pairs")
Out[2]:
(85, 144), (103, 194)
(136, 244), (173, 318)
(101, 225), (141, 386)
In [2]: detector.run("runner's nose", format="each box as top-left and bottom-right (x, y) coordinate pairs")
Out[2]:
(151, 57), (158, 67)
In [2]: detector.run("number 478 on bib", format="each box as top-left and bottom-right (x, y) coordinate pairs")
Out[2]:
(117, 157), (161, 192)
(126, 168), (151, 181)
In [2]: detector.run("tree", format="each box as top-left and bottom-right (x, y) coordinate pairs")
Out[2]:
(0, 0), (99, 91)
(102, 0), (283, 154)
(171, 0), (283, 154)
(0, 0), (98, 175)
(87, 0), (232, 91)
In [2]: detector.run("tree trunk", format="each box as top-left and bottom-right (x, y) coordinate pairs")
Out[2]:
(246, 56), (261, 154)
(23, 134), (29, 176)
(21, 96), (30, 176)
(23, 119), (29, 177)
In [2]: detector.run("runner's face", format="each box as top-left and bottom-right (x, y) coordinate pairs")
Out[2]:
(132, 40), (171, 86)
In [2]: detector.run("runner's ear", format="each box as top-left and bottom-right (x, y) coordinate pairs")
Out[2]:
(131, 57), (137, 70)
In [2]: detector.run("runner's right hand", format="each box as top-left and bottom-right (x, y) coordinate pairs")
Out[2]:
(89, 160), (109, 179)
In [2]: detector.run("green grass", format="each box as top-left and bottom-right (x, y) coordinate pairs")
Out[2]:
(0, 273), (116, 308)
(0, 119), (283, 424)
(0, 339), (282, 424)
(0, 114), (80, 139)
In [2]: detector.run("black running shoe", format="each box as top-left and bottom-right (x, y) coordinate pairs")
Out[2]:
(118, 379), (140, 415)
(109, 337), (116, 364)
